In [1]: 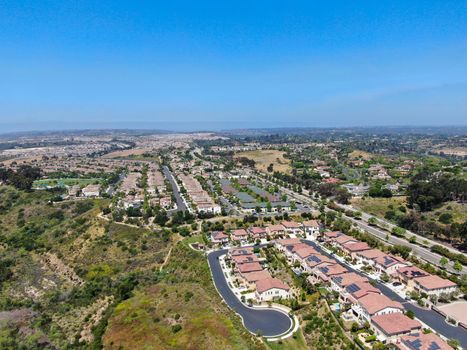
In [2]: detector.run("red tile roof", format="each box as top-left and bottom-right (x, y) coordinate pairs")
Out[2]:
(232, 254), (260, 264)
(276, 238), (301, 246)
(294, 246), (318, 259)
(302, 220), (319, 227)
(229, 247), (253, 256)
(231, 229), (248, 237)
(266, 224), (285, 232)
(334, 234), (357, 245)
(357, 293), (403, 315)
(356, 249), (386, 260)
(414, 275), (457, 291)
(400, 332), (452, 350)
(373, 254), (406, 268)
(237, 262), (263, 273)
(345, 281), (380, 299)
(332, 272), (367, 287)
(396, 266), (429, 280)
(256, 277), (290, 293)
(249, 226), (267, 234)
(323, 231), (342, 239)
(343, 241), (370, 252)
(212, 231), (229, 240)
(371, 313), (421, 336)
(241, 270), (271, 283)
(305, 253), (334, 268)
(318, 264), (348, 277)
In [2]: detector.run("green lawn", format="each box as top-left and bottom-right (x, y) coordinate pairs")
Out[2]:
(426, 201), (467, 224)
(351, 196), (407, 218)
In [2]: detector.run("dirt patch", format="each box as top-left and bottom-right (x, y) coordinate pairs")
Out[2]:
(235, 150), (291, 173)
(348, 150), (373, 160)
(41, 252), (83, 286)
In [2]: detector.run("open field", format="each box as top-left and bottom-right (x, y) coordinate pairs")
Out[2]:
(102, 148), (152, 158)
(351, 196), (407, 218)
(235, 150), (291, 173)
(431, 147), (467, 157)
(426, 201), (467, 224)
(352, 197), (466, 225)
(103, 242), (265, 350)
(0, 186), (175, 348)
(348, 150), (373, 160)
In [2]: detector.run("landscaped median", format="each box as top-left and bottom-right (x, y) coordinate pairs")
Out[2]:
(207, 249), (297, 339)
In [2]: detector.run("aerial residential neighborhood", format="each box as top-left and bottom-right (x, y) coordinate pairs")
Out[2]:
(1, 1), (466, 349)
(0, 128), (466, 349)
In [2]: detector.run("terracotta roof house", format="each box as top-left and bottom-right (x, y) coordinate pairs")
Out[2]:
(373, 255), (408, 275)
(323, 231), (342, 241)
(396, 266), (429, 281)
(266, 224), (285, 237)
(393, 266), (430, 290)
(211, 231), (229, 244)
(371, 313), (422, 342)
(240, 270), (272, 287)
(356, 249), (386, 265)
(333, 234), (358, 248)
(303, 219), (319, 227)
(274, 238), (301, 252)
(303, 253), (334, 271)
(342, 241), (371, 257)
(281, 221), (304, 235)
(229, 247), (253, 257)
(354, 293), (404, 322)
(331, 272), (368, 291)
(314, 264), (349, 282)
(413, 275), (457, 297)
(293, 245), (318, 261)
(344, 281), (380, 303)
(399, 332), (452, 350)
(248, 226), (267, 239)
(237, 262), (263, 273)
(255, 277), (290, 301)
(231, 229), (249, 242)
(232, 254), (260, 265)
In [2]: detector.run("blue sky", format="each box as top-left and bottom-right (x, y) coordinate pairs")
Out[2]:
(1, 1), (466, 132)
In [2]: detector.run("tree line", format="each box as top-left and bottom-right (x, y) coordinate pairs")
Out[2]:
(0, 165), (42, 190)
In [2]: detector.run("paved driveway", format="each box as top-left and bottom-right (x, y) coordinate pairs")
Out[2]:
(207, 249), (292, 337)
(302, 240), (467, 347)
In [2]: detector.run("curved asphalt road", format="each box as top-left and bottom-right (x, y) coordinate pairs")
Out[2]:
(207, 249), (292, 337)
(302, 240), (467, 347)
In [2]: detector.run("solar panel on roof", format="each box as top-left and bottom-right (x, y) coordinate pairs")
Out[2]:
(334, 276), (343, 283)
(383, 256), (395, 266)
(427, 342), (441, 350)
(406, 339), (422, 350)
(320, 266), (329, 273)
(346, 283), (361, 293)
(308, 255), (320, 263)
